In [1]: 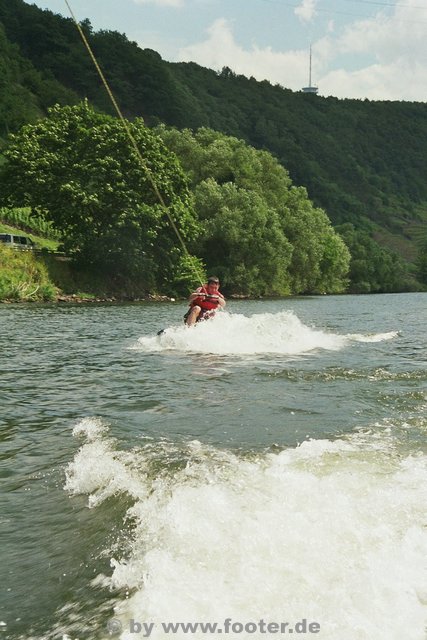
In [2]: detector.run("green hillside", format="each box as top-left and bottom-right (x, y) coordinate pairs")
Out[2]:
(0, 0), (426, 292)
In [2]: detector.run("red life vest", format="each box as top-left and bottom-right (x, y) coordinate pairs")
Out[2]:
(192, 286), (223, 311)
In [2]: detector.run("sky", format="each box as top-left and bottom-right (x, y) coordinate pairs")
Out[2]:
(29, 0), (427, 102)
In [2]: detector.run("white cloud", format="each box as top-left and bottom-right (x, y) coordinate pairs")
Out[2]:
(176, 0), (427, 102)
(294, 0), (318, 23)
(133, 0), (184, 7)
(319, 58), (427, 102)
(178, 19), (309, 90)
(315, 0), (427, 100)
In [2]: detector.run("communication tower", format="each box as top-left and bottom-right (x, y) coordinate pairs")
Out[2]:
(301, 45), (318, 94)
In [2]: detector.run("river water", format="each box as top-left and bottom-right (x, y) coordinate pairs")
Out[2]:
(1, 294), (426, 640)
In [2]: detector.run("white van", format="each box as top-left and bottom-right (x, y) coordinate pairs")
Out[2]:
(0, 233), (35, 250)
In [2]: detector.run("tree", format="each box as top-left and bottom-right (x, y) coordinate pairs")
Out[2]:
(336, 223), (409, 293)
(194, 179), (293, 295)
(279, 186), (350, 293)
(0, 101), (201, 293)
(157, 126), (350, 295)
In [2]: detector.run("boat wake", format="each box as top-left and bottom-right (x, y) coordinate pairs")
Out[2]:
(132, 311), (398, 356)
(65, 417), (427, 640)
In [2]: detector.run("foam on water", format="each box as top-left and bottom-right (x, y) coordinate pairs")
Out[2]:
(132, 311), (396, 357)
(65, 418), (427, 640)
(346, 331), (399, 343)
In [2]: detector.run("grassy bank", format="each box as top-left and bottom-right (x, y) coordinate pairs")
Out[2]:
(0, 244), (57, 301)
(0, 244), (161, 303)
(0, 209), (160, 300)
(0, 213), (101, 301)
(0, 221), (60, 252)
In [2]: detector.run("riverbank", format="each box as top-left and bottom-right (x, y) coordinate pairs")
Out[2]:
(0, 292), (178, 304)
(2, 243), (423, 304)
(56, 293), (177, 303)
(0, 244), (182, 303)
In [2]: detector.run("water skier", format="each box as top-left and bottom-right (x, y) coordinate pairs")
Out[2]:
(184, 276), (226, 326)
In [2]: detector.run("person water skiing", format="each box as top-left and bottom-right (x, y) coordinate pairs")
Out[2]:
(184, 276), (226, 326)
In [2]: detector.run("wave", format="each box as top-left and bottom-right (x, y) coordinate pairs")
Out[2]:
(346, 331), (399, 343)
(132, 311), (397, 357)
(65, 418), (427, 640)
(259, 366), (427, 383)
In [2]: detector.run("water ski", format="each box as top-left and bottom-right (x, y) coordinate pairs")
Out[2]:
(157, 308), (216, 336)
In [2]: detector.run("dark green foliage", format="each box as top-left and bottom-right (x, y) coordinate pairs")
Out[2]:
(416, 237), (427, 286)
(0, 0), (204, 127)
(336, 223), (411, 293)
(0, 9), (78, 138)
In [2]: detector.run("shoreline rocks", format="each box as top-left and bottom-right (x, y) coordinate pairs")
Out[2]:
(56, 293), (177, 303)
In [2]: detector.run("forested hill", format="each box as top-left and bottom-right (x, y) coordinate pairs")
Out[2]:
(1, 0), (426, 270)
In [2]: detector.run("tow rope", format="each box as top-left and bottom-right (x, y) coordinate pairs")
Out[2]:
(64, 0), (204, 287)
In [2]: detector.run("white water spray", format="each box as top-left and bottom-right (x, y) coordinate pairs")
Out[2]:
(66, 418), (427, 640)
(133, 311), (396, 357)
